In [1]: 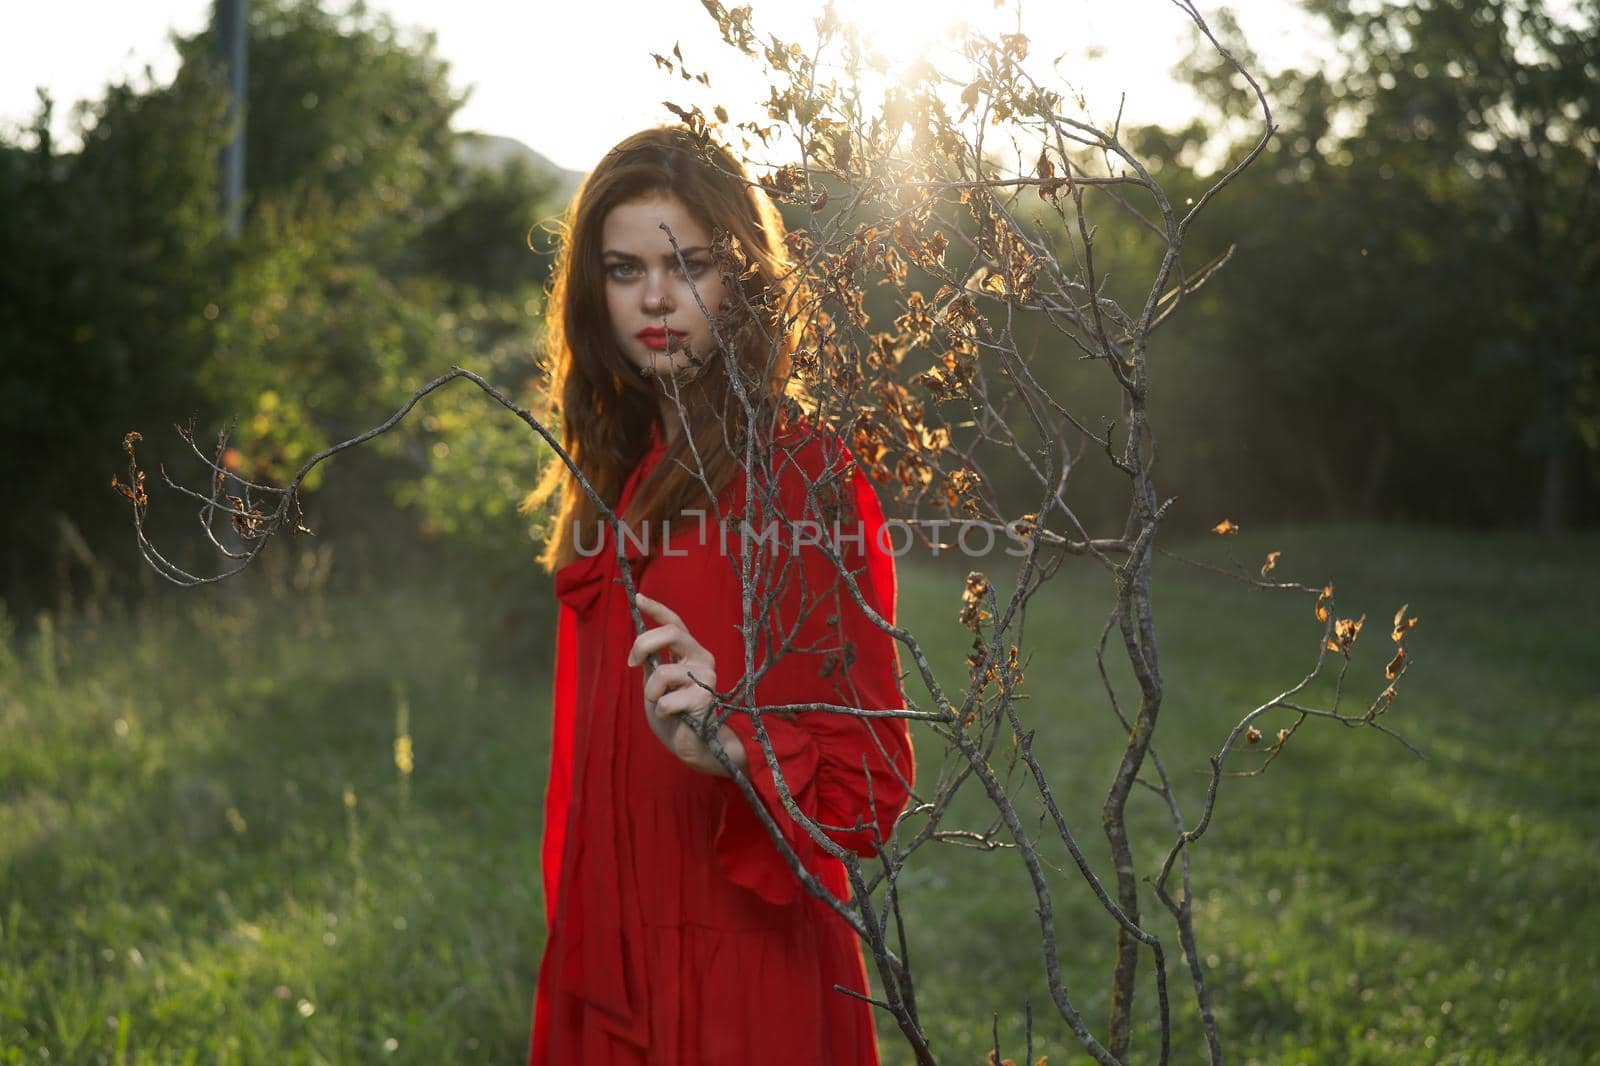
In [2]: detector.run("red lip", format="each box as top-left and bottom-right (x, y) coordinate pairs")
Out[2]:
(636, 327), (687, 351)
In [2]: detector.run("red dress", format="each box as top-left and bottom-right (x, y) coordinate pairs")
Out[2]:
(527, 422), (916, 1065)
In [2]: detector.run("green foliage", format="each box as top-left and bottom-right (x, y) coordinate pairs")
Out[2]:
(183, 0), (465, 219)
(0, 64), (230, 609)
(1301, 0), (1600, 465)
(176, 0), (557, 562)
(2, 527), (1595, 1061)
(1137, 0), (1600, 528)
(0, 0), (565, 616)
(414, 155), (563, 294)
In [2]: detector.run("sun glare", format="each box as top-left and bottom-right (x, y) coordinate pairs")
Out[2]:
(829, 0), (985, 81)
(801, 0), (1188, 157)
(793, 0), (1176, 174)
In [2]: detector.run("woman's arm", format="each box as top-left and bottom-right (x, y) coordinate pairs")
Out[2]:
(709, 434), (916, 904)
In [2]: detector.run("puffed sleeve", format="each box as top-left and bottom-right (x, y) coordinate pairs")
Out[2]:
(712, 432), (916, 906)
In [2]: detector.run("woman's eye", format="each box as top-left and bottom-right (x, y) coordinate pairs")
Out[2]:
(606, 260), (706, 281)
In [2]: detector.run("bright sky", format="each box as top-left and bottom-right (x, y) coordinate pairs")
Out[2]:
(1, 0), (1330, 172)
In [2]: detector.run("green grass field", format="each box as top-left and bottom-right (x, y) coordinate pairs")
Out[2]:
(2, 523), (1595, 1064)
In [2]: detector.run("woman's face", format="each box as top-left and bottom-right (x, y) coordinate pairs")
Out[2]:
(601, 193), (731, 379)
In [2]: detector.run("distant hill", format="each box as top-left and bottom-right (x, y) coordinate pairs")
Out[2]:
(456, 132), (582, 200)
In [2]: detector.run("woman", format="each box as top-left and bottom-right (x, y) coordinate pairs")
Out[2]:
(522, 126), (915, 1065)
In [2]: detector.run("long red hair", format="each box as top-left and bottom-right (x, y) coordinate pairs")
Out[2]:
(522, 127), (802, 573)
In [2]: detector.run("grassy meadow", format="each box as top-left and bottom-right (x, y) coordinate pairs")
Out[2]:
(1, 522), (1595, 1064)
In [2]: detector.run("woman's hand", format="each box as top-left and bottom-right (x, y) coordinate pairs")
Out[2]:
(627, 593), (748, 777)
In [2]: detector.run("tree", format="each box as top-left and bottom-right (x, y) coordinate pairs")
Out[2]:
(0, 63), (229, 612)
(176, 0), (561, 659)
(1162, 0), (1599, 528)
(1315, 0), (1599, 528)
(1, 0), (567, 613)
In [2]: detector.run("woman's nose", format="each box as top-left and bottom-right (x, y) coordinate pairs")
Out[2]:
(643, 272), (673, 314)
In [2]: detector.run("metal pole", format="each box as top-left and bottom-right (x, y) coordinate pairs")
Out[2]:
(215, 0), (247, 238)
